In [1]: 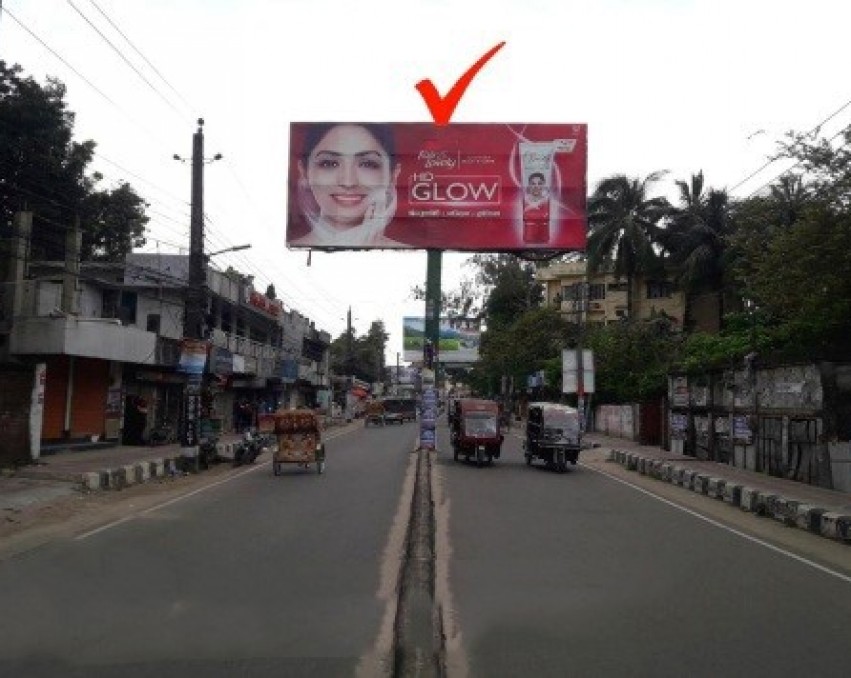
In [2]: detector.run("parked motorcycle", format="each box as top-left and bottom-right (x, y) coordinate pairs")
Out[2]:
(199, 435), (219, 470)
(233, 429), (265, 467)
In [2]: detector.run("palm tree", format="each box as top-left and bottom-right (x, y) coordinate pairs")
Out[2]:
(662, 171), (731, 330)
(587, 172), (671, 320)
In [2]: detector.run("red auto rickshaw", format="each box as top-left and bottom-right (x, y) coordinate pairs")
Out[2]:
(449, 398), (504, 467)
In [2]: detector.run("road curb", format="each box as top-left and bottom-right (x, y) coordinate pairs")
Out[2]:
(78, 455), (192, 492)
(609, 448), (851, 545)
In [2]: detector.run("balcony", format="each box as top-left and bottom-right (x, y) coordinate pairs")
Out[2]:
(10, 316), (157, 364)
(210, 328), (277, 361)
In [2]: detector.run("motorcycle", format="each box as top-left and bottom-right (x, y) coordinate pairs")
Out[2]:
(199, 434), (219, 470)
(233, 429), (268, 467)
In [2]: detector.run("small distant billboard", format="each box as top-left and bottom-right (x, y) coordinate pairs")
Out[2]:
(403, 317), (481, 364)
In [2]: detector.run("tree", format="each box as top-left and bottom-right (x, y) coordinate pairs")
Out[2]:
(586, 320), (682, 402)
(587, 172), (670, 320)
(265, 283), (277, 300)
(0, 61), (147, 260)
(662, 171), (732, 329)
(470, 254), (543, 329)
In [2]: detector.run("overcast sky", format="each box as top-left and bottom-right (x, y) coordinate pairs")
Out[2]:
(3, 0), (850, 362)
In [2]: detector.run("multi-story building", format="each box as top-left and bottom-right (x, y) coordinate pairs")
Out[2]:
(536, 260), (686, 328)
(0, 216), (330, 460)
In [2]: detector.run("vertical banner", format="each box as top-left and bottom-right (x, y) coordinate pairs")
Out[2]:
(419, 386), (438, 450)
(562, 349), (595, 393)
(180, 376), (202, 451)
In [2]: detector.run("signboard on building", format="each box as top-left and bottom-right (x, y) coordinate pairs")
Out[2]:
(671, 376), (689, 408)
(670, 412), (688, 440)
(287, 123), (587, 252)
(212, 347), (234, 375)
(733, 415), (753, 444)
(246, 289), (283, 317)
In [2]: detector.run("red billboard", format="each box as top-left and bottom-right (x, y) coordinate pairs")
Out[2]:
(286, 123), (587, 251)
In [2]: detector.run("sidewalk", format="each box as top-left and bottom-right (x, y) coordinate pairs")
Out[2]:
(6, 433), (247, 491)
(1, 416), (356, 502)
(586, 432), (851, 544)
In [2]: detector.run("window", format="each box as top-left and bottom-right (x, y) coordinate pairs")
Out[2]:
(646, 281), (673, 299)
(588, 284), (606, 301)
(561, 283), (581, 301)
(118, 291), (138, 325)
(146, 314), (161, 334)
(608, 282), (628, 292)
(101, 290), (119, 319)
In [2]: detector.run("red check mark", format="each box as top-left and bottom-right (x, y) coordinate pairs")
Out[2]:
(416, 41), (506, 126)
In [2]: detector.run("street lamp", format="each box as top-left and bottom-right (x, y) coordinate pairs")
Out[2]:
(206, 244), (252, 259)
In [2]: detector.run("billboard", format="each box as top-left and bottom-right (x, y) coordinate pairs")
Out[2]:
(403, 317), (481, 364)
(287, 123), (587, 251)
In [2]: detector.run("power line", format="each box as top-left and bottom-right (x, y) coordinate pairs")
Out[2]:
(85, 0), (197, 118)
(1, 5), (122, 110)
(730, 95), (851, 194)
(743, 123), (851, 199)
(65, 0), (192, 125)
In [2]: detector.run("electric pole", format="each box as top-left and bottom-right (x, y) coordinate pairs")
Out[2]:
(184, 119), (206, 341)
(176, 118), (220, 470)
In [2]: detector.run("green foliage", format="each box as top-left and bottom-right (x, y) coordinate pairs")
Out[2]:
(0, 61), (147, 260)
(586, 321), (681, 402)
(331, 319), (389, 384)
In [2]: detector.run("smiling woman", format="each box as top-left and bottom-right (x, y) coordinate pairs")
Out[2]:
(292, 123), (402, 248)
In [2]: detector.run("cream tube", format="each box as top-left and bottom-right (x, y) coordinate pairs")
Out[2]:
(519, 142), (555, 244)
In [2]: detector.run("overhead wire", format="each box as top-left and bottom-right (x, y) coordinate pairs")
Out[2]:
(0, 4), (177, 157)
(85, 0), (197, 118)
(743, 123), (851, 199)
(729, 94), (851, 194)
(64, 0), (193, 125)
(4, 5), (348, 337)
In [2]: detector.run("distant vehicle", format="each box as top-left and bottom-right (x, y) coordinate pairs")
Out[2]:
(272, 409), (325, 475)
(364, 401), (386, 427)
(523, 402), (581, 473)
(382, 397), (417, 424)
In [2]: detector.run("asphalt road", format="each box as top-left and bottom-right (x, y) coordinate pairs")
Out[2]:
(3, 418), (850, 678)
(0, 421), (418, 678)
(437, 427), (851, 677)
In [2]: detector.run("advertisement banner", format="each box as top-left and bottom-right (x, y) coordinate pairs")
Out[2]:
(562, 349), (595, 394)
(403, 317), (481, 364)
(287, 123), (587, 251)
(178, 339), (208, 375)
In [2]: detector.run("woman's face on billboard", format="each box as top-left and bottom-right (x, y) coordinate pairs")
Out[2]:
(304, 125), (394, 227)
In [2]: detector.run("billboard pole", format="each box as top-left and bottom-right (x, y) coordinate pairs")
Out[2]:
(424, 250), (442, 370)
(418, 250), (442, 451)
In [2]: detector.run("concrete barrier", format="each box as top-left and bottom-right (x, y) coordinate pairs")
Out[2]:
(722, 483), (742, 507)
(740, 487), (759, 512)
(820, 513), (851, 542)
(693, 474), (709, 495)
(82, 472), (102, 491)
(707, 477), (726, 499)
(795, 505), (826, 534)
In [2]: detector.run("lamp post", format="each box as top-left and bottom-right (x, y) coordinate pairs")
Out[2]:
(205, 244), (252, 260)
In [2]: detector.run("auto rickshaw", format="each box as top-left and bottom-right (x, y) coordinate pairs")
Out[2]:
(272, 409), (325, 475)
(449, 398), (504, 467)
(364, 400), (386, 427)
(523, 402), (581, 473)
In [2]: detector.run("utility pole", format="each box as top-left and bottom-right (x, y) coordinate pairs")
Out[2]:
(346, 306), (353, 379)
(184, 120), (206, 342)
(177, 118), (220, 470)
